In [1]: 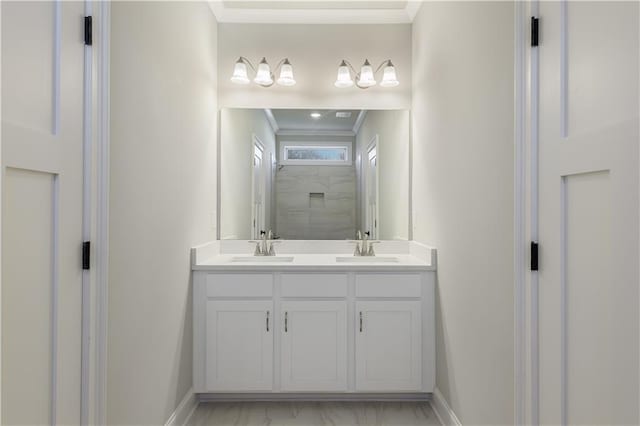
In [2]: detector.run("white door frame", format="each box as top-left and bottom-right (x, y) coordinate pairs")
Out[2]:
(514, 1), (538, 425)
(93, 1), (110, 425)
(514, 1), (527, 424)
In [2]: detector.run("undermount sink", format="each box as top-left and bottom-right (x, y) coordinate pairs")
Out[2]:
(335, 256), (399, 263)
(231, 256), (294, 263)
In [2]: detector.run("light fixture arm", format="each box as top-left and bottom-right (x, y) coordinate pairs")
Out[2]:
(272, 58), (288, 74)
(340, 59), (360, 76)
(237, 56), (257, 73)
(374, 59), (394, 74)
(263, 58), (290, 87)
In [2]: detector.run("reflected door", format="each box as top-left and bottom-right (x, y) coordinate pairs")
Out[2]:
(2, 1), (87, 424)
(536, 2), (639, 424)
(251, 138), (265, 239)
(365, 140), (379, 239)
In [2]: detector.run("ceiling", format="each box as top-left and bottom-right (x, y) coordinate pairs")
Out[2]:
(209, 1), (421, 24)
(270, 109), (363, 132)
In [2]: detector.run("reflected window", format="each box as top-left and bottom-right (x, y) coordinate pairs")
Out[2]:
(280, 142), (352, 165)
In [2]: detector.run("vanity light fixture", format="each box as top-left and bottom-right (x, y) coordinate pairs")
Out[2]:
(334, 59), (399, 89)
(231, 57), (296, 87)
(310, 112), (322, 119)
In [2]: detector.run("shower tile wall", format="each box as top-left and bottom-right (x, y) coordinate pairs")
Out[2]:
(275, 165), (356, 239)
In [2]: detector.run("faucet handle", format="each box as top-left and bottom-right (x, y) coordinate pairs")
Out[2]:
(267, 240), (282, 256)
(348, 240), (362, 256)
(248, 240), (262, 256)
(367, 241), (381, 256)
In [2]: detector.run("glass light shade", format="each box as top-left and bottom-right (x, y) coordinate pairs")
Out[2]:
(277, 60), (296, 86)
(379, 63), (399, 88)
(357, 60), (376, 88)
(335, 61), (354, 88)
(254, 58), (273, 86)
(230, 60), (250, 84)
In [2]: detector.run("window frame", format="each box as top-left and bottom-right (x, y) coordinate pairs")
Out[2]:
(279, 141), (352, 166)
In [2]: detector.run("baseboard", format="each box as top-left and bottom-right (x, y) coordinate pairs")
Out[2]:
(198, 392), (432, 402)
(430, 388), (461, 426)
(165, 387), (198, 426)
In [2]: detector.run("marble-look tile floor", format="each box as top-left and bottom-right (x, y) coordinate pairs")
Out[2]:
(187, 401), (442, 426)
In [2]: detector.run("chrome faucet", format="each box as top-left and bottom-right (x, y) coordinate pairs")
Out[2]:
(249, 230), (280, 256)
(351, 230), (380, 256)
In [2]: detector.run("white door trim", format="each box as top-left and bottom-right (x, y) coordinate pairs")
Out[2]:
(514, 1), (527, 424)
(81, 1), (94, 424)
(93, 1), (110, 424)
(515, 1), (539, 425)
(0, 2), (3, 421)
(529, 1), (540, 424)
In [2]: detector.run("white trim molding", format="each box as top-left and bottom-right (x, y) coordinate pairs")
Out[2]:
(352, 110), (367, 135)
(165, 388), (198, 426)
(94, 1), (111, 424)
(263, 109), (279, 134)
(199, 392), (431, 402)
(430, 388), (462, 426)
(276, 129), (355, 137)
(208, 1), (420, 24)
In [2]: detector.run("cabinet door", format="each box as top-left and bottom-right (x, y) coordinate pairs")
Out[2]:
(206, 300), (273, 391)
(281, 301), (347, 391)
(356, 301), (422, 391)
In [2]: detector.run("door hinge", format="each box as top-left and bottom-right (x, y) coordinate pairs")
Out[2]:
(531, 16), (539, 47)
(531, 241), (539, 271)
(82, 241), (91, 270)
(84, 16), (93, 46)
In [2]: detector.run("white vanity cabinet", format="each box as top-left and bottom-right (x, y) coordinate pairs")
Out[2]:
(205, 300), (273, 391)
(193, 268), (435, 396)
(355, 301), (422, 391)
(281, 301), (347, 391)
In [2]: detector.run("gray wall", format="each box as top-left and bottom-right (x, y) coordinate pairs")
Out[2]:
(412, 2), (515, 424)
(275, 135), (356, 239)
(275, 165), (356, 240)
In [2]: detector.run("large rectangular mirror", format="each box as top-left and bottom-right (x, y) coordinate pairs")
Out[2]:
(219, 108), (410, 240)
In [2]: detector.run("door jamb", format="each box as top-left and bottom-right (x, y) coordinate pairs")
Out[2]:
(514, 0), (527, 424)
(93, 1), (110, 424)
(515, 1), (539, 425)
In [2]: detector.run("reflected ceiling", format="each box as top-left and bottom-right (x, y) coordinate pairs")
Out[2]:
(271, 109), (361, 132)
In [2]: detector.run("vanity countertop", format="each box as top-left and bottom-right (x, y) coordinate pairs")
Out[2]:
(191, 240), (437, 272)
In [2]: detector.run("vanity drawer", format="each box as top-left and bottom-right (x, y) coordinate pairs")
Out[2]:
(206, 274), (273, 298)
(355, 274), (421, 298)
(281, 274), (348, 298)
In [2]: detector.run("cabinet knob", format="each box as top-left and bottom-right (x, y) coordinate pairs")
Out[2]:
(359, 311), (363, 332)
(285, 312), (288, 333)
(266, 311), (270, 332)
